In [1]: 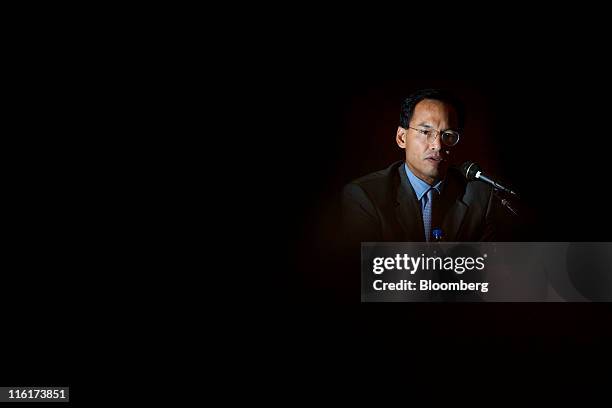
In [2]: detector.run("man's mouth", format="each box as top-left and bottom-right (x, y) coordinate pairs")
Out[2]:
(425, 156), (443, 163)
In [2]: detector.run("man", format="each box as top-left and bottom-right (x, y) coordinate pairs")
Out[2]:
(342, 89), (499, 242)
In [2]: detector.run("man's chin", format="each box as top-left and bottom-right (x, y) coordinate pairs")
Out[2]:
(425, 165), (447, 181)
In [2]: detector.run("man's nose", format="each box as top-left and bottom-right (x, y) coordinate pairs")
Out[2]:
(429, 132), (442, 151)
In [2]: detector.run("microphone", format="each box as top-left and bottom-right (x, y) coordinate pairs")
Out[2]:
(459, 161), (518, 196)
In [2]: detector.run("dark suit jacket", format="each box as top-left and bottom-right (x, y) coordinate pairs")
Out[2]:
(342, 161), (497, 242)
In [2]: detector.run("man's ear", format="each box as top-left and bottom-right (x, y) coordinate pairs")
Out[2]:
(396, 126), (407, 148)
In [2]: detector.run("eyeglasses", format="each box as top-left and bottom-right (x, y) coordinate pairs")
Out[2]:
(408, 126), (460, 147)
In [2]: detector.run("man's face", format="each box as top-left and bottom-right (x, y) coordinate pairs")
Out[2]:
(396, 99), (459, 185)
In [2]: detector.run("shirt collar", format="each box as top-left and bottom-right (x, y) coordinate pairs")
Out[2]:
(404, 163), (442, 201)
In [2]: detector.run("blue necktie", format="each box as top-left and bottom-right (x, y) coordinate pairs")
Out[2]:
(423, 188), (434, 242)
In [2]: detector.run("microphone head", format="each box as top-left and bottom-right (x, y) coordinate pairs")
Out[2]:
(460, 161), (481, 181)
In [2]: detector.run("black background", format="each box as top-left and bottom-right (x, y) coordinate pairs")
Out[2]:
(5, 13), (612, 399)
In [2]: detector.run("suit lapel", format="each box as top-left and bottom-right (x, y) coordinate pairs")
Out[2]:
(395, 165), (425, 241)
(439, 170), (469, 241)
(442, 199), (468, 241)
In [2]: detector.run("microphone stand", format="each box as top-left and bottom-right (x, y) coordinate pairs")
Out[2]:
(492, 188), (519, 217)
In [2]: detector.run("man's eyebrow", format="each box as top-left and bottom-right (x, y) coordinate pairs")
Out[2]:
(416, 122), (433, 128)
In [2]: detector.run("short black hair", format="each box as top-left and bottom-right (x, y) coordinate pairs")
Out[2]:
(399, 88), (465, 130)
